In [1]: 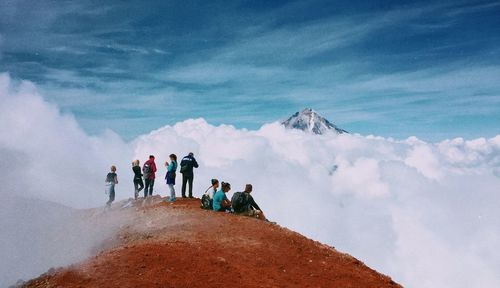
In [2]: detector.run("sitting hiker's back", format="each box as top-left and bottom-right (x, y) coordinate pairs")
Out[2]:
(232, 184), (267, 221)
(231, 191), (251, 213)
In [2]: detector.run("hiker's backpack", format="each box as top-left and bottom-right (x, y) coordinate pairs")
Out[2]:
(231, 192), (249, 213)
(143, 163), (151, 179)
(180, 163), (188, 173)
(201, 194), (212, 210)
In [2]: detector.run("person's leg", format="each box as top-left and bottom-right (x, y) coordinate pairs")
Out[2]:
(144, 179), (150, 198)
(107, 185), (115, 206)
(134, 181), (139, 200)
(188, 175), (194, 198)
(138, 180), (144, 192)
(168, 184), (176, 201)
(181, 175), (188, 198)
(149, 179), (155, 196)
(256, 210), (267, 221)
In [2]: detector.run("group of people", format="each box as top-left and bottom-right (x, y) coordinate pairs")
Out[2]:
(202, 179), (267, 221)
(104, 152), (267, 221)
(104, 152), (199, 206)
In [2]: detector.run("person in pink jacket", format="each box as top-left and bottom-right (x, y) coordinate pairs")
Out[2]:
(142, 155), (157, 197)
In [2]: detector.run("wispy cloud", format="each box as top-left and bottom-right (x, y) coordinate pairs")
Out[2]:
(1, 0), (499, 140)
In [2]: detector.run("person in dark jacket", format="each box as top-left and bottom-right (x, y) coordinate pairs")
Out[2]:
(143, 155), (157, 197)
(105, 165), (118, 207)
(235, 184), (267, 221)
(179, 152), (199, 198)
(132, 160), (144, 200)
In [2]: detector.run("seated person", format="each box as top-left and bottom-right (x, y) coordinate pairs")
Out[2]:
(206, 179), (219, 199)
(201, 179), (219, 209)
(232, 184), (267, 221)
(212, 182), (232, 212)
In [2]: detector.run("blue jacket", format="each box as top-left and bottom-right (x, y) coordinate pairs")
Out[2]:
(165, 161), (177, 185)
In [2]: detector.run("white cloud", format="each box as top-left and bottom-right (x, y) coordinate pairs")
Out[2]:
(1, 73), (500, 287)
(0, 73), (132, 207)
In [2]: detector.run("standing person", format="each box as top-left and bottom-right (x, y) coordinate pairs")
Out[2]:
(132, 160), (144, 200)
(105, 166), (118, 207)
(165, 154), (177, 202)
(143, 155), (157, 197)
(212, 182), (232, 212)
(180, 152), (199, 198)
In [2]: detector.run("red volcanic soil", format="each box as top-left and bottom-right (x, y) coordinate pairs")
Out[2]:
(23, 197), (401, 288)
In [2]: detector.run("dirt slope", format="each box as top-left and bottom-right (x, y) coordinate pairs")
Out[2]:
(22, 197), (401, 288)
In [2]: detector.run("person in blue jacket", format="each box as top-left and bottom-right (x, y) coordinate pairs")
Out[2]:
(179, 152), (199, 198)
(213, 182), (232, 212)
(165, 154), (177, 202)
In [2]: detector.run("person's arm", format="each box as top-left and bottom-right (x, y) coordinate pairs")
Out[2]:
(152, 162), (157, 173)
(114, 175), (118, 184)
(222, 194), (231, 207)
(249, 195), (261, 211)
(193, 158), (199, 168)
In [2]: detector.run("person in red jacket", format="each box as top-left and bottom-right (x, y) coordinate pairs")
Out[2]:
(143, 155), (157, 197)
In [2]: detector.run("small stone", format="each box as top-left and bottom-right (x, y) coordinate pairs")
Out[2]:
(216, 256), (226, 263)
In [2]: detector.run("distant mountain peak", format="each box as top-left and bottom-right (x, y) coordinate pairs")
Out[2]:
(281, 108), (347, 135)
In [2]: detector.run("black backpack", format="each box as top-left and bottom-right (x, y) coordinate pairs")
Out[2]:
(231, 192), (249, 213)
(180, 164), (188, 173)
(200, 194), (212, 210)
(143, 163), (151, 178)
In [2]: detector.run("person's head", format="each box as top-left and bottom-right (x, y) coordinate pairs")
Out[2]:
(244, 184), (253, 193)
(211, 178), (219, 189)
(221, 182), (231, 192)
(110, 165), (117, 172)
(149, 155), (155, 160)
(188, 152), (194, 157)
(132, 160), (140, 167)
(169, 154), (177, 162)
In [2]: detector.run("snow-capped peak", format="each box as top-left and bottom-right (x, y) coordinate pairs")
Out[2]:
(281, 108), (347, 135)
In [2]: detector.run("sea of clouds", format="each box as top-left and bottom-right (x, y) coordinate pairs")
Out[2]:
(1, 73), (499, 287)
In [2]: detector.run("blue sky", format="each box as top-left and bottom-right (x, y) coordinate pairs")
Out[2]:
(1, 0), (499, 141)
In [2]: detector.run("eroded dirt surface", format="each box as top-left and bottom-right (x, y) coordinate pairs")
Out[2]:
(23, 197), (401, 288)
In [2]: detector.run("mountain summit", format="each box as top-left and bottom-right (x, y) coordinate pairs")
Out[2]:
(282, 108), (347, 135)
(22, 197), (400, 288)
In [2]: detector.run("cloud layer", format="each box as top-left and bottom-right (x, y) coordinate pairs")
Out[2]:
(1, 74), (500, 287)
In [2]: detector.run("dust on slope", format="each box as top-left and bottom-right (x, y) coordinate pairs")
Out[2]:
(23, 197), (401, 288)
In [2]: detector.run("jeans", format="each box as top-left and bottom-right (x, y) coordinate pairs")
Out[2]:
(181, 174), (194, 197)
(144, 179), (155, 197)
(168, 184), (176, 201)
(134, 179), (144, 199)
(106, 183), (115, 206)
